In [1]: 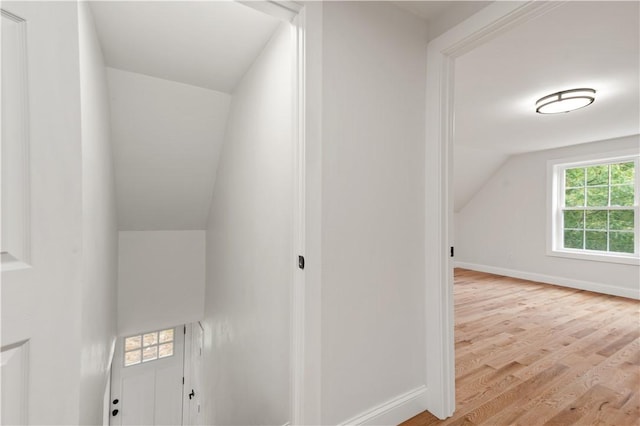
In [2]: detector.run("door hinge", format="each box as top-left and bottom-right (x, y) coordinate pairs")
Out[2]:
(184, 325), (186, 334)
(182, 377), (184, 385)
(298, 255), (305, 270)
(450, 246), (454, 258)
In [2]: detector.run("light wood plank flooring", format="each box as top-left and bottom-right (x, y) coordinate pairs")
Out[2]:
(402, 269), (640, 426)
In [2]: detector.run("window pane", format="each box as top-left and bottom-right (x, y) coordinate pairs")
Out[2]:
(564, 230), (583, 249)
(142, 346), (158, 362)
(586, 165), (609, 186)
(586, 187), (608, 207)
(565, 167), (585, 187)
(610, 185), (634, 207)
(585, 231), (607, 251)
(563, 210), (584, 229)
(125, 335), (142, 351)
(610, 210), (634, 231)
(159, 329), (174, 343)
(565, 188), (585, 207)
(159, 343), (174, 358)
(143, 332), (158, 347)
(611, 162), (634, 185)
(125, 350), (141, 366)
(585, 210), (607, 230)
(610, 232), (634, 253)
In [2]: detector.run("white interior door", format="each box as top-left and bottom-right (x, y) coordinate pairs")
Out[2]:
(1, 341), (29, 425)
(110, 325), (185, 425)
(184, 322), (204, 425)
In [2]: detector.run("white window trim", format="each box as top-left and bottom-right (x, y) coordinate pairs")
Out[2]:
(547, 149), (640, 266)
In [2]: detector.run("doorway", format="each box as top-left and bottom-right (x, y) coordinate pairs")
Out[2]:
(424, 1), (564, 419)
(110, 325), (185, 425)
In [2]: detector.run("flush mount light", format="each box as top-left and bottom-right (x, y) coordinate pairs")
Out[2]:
(535, 88), (596, 114)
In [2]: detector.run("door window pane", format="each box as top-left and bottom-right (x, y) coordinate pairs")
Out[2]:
(124, 327), (176, 367)
(159, 343), (173, 358)
(125, 350), (142, 366)
(143, 332), (158, 347)
(159, 329), (174, 343)
(142, 346), (158, 362)
(125, 335), (142, 351)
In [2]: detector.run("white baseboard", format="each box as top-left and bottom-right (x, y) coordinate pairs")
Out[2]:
(338, 385), (427, 426)
(454, 261), (640, 300)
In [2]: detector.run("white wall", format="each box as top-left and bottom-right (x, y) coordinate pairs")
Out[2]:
(456, 135), (640, 298)
(454, 145), (508, 212)
(203, 22), (293, 425)
(320, 2), (428, 423)
(78, 3), (119, 424)
(117, 231), (205, 336)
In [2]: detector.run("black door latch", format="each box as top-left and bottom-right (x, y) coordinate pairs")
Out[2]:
(298, 255), (305, 270)
(189, 390), (195, 400)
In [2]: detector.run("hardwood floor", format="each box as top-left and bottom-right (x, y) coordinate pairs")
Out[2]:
(402, 269), (640, 426)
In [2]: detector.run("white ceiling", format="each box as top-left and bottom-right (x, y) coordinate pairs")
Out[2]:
(90, 1), (281, 93)
(454, 1), (640, 211)
(90, 1), (282, 230)
(394, 1), (491, 39)
(394, 1), (468, 21)
(107, 68), (231, 230)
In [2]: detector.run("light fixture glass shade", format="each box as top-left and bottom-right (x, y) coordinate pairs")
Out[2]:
(536, 88), (596, 114)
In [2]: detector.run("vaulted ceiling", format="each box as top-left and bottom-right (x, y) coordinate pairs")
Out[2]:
(89, 1), (281, 230)
(90, 1), (638, 225)
(90, 1), (280, 93)
(453, 1), (639, 211)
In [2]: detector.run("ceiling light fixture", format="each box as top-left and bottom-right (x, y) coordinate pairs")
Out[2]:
(535, 88), (596, 114)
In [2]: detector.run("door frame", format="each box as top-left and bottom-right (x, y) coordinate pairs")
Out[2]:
(182, 322), (204, 425)
(424, 0), (565, 419)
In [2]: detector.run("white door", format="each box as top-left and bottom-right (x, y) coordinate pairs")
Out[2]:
(1, 341), (29, 425)
(110, 326), (185, 425)
(184, 322), (204, 425)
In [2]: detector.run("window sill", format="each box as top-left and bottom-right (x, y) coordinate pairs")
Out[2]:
(547, 249), (640, 266)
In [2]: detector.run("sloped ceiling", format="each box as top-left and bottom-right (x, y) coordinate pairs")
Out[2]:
(107, 68), (231, 230)
(453, 1), (639, 211)
(90, 1), (281, 93)
(90, 2), (281, 230)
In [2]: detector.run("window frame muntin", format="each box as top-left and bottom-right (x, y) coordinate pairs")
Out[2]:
(123, 326), (176, 367)
(547, 151), (639, 265)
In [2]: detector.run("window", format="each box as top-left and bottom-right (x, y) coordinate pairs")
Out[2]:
(549, 153), (639, 265)
(124, 327), (175, 367)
